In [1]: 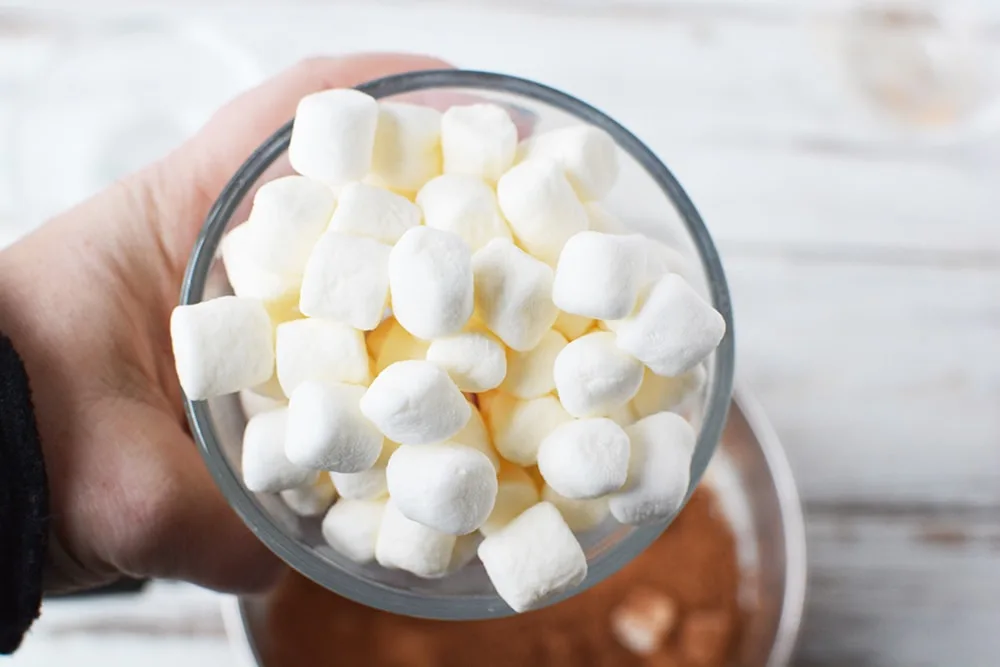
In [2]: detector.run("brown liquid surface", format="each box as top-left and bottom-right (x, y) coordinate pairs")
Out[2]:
(261, 488), (741, 667)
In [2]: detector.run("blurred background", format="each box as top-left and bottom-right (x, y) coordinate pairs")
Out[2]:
(2, 1), (999, 666)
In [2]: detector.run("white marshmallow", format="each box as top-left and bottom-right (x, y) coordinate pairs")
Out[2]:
(480, 464), (539, 536)
(221, 224), (301, 305)
(389, 227), (474, 340)
(366, 316), (396, 362)
(360, 360), (470, 445)
(299, 231), (391, 331)
(477, 502), (587, 612)
(472, 239), (558, 351)
(585, 202), (629, 235)
(329, 441), (398, 500)
(553, 231), (644, 320)
(481, 392), (572, 466)
(171, 297), (274, 400)
(276, 319), (370, 396)
(615, 274), (725, 377)
(376, 501), (457, 578)
(241, 408), (315, 493)
(641, 239), (697, 287)
(537, 418), (630, 499)
(496, 158), (588, 266)
(451, 403), (500, 471)
(441, 103), (517, 183)
(541, 485), (610, 532)
(371, 102), (442, 194)
(501, 329), (566, 399)
(289, 88), (378, 187)
(285, 381), (384, 473)
(609, 412), (695, 525)
(416, 174), (512, 251)
(280, 475), (337, 517)
(553, 310), (594, 341)
(327, 182), (421, 245)
(239, 390), (286, 419)
(448, 533), (483, 573)
(373, 320), (430, 374)
(245, 373), (288, 402)
(631, 365), (707, 420)
(518, 125), (619, 201)
(321, 498), (385, 563)
(426, 330), (507, 392)
(607, 401), (637, 428)
(243, 176), (337, 276)
(553, 332), (644, 418)
(386, 443), (498, 535)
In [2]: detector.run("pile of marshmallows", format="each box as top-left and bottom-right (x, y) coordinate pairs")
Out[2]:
(170, 89), (725, 613)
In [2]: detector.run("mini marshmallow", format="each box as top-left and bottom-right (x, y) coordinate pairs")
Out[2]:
(241, 408), (315, 493)
(416, 174), (512, 251)
(371, 102), (442, 194)
(329, 441), (398, 500)
(280, 475), (337, 517)
(221, 224), (301, 305)
(607, 401), (637, 428)
(426, 330), (507, 392)
(480, 464), (539, 536)
(299, 231), (391, 331)
(501, 329), (566, 399)
(609, 412), (695, 525)
(481, 392), (572, 466)
(285, 381), (384, 473)
(366, 317), (396, 362)
(517, 125), (619, 201)
(615, 274), (725, 377)
(389, 227), (474, 340)
(451, 403), (500, 471)
(448, 533), (483, 573)
(585, 202), (629, 235)
(478, 502), (587, 612)
(376, 501), (457, 578)
(441, 104), (517, 183)
(373, 320), (430, 374)
(631, 365), (707, 420)
(542, 485), (610, 532)
(289, 88), (378, 186)
(553, 310), (594, 341)
(553, 231), (644, 320)
(171, 297), (274, 400)
(641, 239), (697, 287)
(553, 332), (644, 418)
(496, 158), (588, 266)
(243, 176), (337, 276)
(537, 418), (630, 499)
(239, 390), (286, 419)
(386, 443), (498, 535)
(276, 319), (370, 396)
(327, 182), (421, 245)
(322, 498), (386, 563)
(360, 360), (471, 445)
(472, 239), (558, 351)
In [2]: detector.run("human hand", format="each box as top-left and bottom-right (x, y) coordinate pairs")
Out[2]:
(0, 53), (450, 593)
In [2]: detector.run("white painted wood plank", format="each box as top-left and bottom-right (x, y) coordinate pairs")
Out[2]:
(728, 255), (1000, 506)
(800, 508), (1000, 667)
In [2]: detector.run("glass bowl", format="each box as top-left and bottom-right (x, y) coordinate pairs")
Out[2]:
(181, 70), (735, 620)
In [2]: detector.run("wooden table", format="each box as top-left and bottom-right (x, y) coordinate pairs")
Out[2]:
(2, 2), (998, 665)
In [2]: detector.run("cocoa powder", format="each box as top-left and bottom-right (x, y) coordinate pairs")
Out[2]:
(260, 487), (741, 667)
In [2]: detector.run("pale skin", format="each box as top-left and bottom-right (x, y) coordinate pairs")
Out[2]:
(0, 54), (450, 593)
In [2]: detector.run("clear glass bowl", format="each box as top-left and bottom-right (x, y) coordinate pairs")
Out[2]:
(181, 70), (735, 620)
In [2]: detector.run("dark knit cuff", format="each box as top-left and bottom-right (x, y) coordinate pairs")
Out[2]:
(0, 332), (48, 654)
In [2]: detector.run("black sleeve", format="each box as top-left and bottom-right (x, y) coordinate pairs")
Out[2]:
(0, 332), (48, 654)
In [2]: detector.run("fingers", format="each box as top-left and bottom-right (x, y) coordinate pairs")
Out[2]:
(108, 412), (284, 593)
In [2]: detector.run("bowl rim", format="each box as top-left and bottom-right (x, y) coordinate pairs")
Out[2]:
(181, 69), (736, 619)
